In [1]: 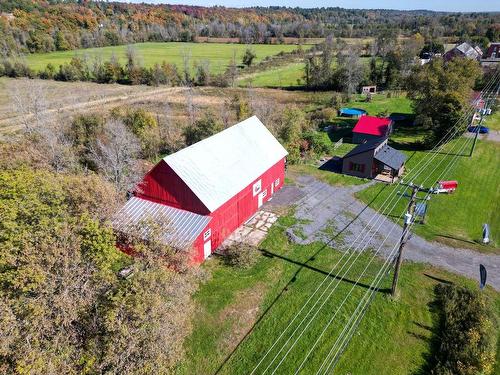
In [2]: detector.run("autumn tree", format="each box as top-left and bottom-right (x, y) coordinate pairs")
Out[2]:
(406, 58), (482, 145)
(335, 46), (365, 97)
(183, 110), (223, 146)
(89, 118), (141, 191)
(230, 93), (251, 121)
(0, 167), (200, 374)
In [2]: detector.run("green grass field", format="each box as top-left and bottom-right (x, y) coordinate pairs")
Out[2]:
(356, 138), (500, 252)
(239, 57), (377, 88)
(238, 62), (305, 88)
(176, 213), (500, 375)
(23, 42), (306, 73)
(343, 92), (414, 116)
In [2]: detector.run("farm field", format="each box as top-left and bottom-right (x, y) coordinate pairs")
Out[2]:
(356, 138), (500, 252)
(238, 62), (305, 88)
(23, 42), (308, 73)
(241, 57), (377, 88)
(176, 213), (500, 374)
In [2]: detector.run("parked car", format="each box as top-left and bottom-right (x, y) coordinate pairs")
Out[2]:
(467, 125), (489, 134)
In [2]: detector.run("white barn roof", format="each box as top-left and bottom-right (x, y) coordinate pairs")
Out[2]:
(164, 116), (288, 212)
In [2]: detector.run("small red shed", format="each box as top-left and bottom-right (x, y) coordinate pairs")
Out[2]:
(352, 116), (393, 144)
(113, 116), (288, 263)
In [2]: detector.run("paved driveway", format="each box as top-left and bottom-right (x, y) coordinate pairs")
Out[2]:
(265, 175), (500, 290)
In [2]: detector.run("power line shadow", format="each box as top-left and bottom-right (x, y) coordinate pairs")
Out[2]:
(213, 181), (392, 374)
(260, 249), (390, 294)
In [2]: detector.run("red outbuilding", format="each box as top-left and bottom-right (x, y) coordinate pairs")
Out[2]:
(113, 116), (288, 263)
(352, 115), (393, 144)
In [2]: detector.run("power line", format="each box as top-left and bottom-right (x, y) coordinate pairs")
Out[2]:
(251, 70), (500, 375)
(314, 77), (500, 375)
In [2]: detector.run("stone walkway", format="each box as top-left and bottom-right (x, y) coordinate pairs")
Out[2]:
(221, 210), (278, 248)
(266, 174), (500, 291)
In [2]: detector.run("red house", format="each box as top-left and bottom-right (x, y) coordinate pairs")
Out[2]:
(352, 116), (393, 144)
(113, 116), (288, 263)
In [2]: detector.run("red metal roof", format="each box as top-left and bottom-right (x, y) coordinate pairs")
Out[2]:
(352, 116), (391, 137)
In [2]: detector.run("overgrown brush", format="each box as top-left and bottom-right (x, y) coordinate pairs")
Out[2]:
(432, 284), (497, 375)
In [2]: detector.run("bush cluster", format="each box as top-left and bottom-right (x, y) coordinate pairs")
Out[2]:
(0, 55), (237, 87)
(432, 284), (497, 375)
(223, 243), (260, 269)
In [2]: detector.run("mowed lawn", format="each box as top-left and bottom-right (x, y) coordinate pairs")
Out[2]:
(24, 42), (306, 73)
(176, 214), (500, 375)
(356, 138), (500, 252)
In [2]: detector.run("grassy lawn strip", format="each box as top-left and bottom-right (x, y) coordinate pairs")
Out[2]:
(238, 62), (305, 88)
(23, 42), (307, 73)
(356, 138), (500, 252)
(177, 212), (500, 375)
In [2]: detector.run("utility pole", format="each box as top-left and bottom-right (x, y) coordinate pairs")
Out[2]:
(391, 182), (436, 296)
(391, 184), (419, 297)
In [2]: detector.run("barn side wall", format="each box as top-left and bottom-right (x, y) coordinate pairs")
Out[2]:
(135, 160), (210, 215)
(190, 157), (286, 263)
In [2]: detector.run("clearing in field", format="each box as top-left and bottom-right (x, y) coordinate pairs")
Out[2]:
(23, 42), (307, 73)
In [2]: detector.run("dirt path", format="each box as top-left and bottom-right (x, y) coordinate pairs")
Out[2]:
(0, 86), (188, 133)
(266, 174), (500, 290)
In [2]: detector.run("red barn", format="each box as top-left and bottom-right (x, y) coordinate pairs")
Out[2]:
(113, 116), (288, 263)
(352, 116), (393, 144)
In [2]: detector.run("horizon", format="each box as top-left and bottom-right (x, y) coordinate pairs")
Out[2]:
(123, 0), (500, 13)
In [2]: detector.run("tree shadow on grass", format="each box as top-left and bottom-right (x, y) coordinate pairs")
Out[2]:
(213, 180), (390, 374)
(411, 280), (453, 375)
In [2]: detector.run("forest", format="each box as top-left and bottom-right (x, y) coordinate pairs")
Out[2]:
(0, 0), (499, 56)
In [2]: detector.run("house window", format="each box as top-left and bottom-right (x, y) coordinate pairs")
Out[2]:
(274, 178), (280, 187)
(349, 162), (365, 172)
(253, 180), (262, 196)
(203, 229), (211, 241)
(261, 189), (267, 198)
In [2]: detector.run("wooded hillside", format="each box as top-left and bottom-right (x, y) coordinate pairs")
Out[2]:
(0, 0), (499, 55)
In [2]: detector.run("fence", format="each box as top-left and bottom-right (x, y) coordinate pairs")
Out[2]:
(333, 138), (343, 150)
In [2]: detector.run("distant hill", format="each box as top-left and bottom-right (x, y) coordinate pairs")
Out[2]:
(0, 0), (499, 55)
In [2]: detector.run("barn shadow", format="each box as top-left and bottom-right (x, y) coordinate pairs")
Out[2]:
(213, 179), (391, 375)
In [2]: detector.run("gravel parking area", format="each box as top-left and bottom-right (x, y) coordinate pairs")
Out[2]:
(267, 174), (500, 290)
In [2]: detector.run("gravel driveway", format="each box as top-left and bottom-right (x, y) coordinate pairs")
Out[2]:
(265, 174), (500, 290)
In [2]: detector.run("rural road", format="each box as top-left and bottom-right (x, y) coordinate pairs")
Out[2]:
(266, 174), (500, 290)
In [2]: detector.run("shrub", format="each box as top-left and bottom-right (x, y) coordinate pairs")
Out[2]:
(183, 111), (222, 146)
(223, 243), (259, 269)
(39, 63), (56, 79)
(242, 48), (257, 67)
(311, 107), (336, 126)
(432, 284), (497, 375)
(123, 108), (158, 137)
(303, 132), (331, 154)
(330, 93), (344, 109)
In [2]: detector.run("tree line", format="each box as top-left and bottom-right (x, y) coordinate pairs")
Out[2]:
(0, 46), (301, 87)
(0, 0), (498, 56)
